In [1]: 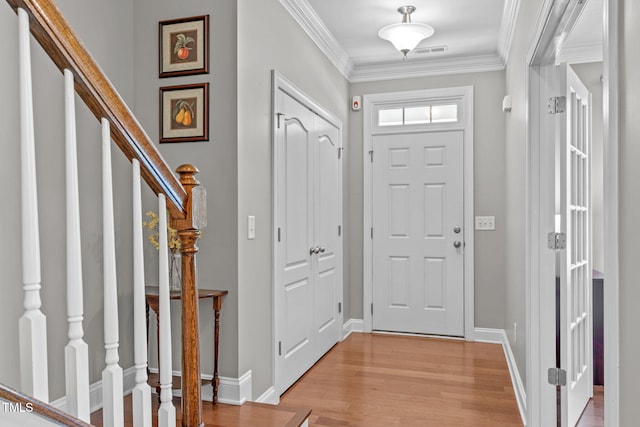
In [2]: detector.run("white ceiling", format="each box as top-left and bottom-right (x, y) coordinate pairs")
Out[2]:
(307, 0), (505, 63)
(280, 0), (603, 82)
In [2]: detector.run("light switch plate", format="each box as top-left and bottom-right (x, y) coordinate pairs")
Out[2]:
(248, 216), (256, 239)
(475, 216), (495, 230)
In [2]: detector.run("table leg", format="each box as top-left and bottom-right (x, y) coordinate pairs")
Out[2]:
(213, 299), (221, 405)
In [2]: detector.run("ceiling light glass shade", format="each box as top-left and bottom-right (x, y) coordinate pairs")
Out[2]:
(378, 22), (435, 55)
(378, 22), (434, 55)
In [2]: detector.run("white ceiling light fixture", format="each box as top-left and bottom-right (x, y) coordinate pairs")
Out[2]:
(378, 5), (435, 61)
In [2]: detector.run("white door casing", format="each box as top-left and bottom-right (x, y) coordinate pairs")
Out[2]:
(272, 71), (343, 395)
(363, 87), (474, 338)
(372, 131), (464, 336)
(558, 64), (593, 426)
(524, 1), (620, 424)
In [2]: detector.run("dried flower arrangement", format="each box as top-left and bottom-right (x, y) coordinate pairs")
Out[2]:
(142, 211), (181, 253)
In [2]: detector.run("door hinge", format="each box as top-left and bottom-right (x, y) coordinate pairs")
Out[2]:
(338, 302), (342, 313)
(277, 227), (281, 242)
(371, 303), (373, 315)
(369, 150), (374, 163)
(278, 341), (282, 356)
(547, 232), (566, 250)
(276, 113), (284, 128)
(338, 225), (341, 236)
(548, 367), (567, 386)
(547, 96), (566, 114)
(338, 147), (344, 159)
(370, 227), (373, 239)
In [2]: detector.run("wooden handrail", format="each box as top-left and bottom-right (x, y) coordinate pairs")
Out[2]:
(5, 0), (188, 218)
(0, 383), (93, 427)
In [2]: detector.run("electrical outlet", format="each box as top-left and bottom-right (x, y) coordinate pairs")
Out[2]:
(514, 322), (517, 343)
(475, 216), (496, 230)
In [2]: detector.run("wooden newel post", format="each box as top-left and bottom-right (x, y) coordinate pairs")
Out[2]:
(173, 164), (207, 427)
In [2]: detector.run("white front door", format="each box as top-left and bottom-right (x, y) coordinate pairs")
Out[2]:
(558, 64), (593, 426)
(372, 130), (464, 336)
(273, 74), (342, 394)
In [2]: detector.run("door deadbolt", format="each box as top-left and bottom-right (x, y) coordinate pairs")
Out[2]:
(453, 226), (461, 234)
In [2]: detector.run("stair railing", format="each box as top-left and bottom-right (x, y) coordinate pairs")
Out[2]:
(0, 383), (93, 427)
(5, 1), (206, 426)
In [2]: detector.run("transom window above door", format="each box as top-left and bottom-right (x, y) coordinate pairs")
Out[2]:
(377, 102), (459, 127)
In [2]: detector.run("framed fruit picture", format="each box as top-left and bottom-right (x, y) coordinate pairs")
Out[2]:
(159, 15), (209, 78)
(159, 83), (209, 143)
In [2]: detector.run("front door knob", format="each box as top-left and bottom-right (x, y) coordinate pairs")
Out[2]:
(453, 241), (462, 248)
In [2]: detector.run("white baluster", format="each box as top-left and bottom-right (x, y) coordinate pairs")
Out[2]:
(132, 159), (152, 427)
(157, 194), (176, 427)
(101, 119), (124, 427)
(17, 7), (49, 402)
(63, 69), (90, 421)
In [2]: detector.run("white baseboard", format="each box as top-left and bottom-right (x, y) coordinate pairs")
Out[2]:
(255, 386), (279, 405)
(342, 318), (364, 339)
(50, 366), (137, 413)
(148, 368), (252, 406)
(474, 328), (527, 426)
(218, 370), (252, 405)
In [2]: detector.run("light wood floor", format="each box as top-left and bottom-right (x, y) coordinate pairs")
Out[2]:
(280, 333), (522, 426)
(576, 386), (604, 426)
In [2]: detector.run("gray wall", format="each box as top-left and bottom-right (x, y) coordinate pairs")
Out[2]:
(237, 0), (350, 399)
(571, 62), (604, 274)
(349, 72), (508, 328)
(502, 0), (550, 388)
(131, 0), (239, 379)
(0, 0), (135, 400)
(619, 0), (640, 422)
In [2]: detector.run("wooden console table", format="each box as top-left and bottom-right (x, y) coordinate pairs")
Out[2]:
(145, 286), (228, 404)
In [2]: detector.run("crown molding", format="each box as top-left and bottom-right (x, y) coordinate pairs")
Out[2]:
(279, 0), (353, 79)
(280, 0), (507, 83)
(556, 42), (603, 64)
(498, 0), (521, 65)
(349, 54), (505, 83)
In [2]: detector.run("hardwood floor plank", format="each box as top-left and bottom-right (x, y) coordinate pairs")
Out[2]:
(280, 333), (523, 426)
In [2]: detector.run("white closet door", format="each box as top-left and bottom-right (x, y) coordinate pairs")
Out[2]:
(274, 80), (342, 394)
(312, 114), (341, 359)
(275, 90), (315, 393)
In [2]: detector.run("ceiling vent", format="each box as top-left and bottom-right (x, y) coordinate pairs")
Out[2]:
(413, 45), (448, 55)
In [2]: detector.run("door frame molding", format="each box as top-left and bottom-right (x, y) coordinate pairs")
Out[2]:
(525, 0), (619, 425)
(271, 70), (344, 396)
(362, 86), (475, 339)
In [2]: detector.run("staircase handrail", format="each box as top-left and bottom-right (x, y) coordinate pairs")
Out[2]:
(0, 383), (92, 427)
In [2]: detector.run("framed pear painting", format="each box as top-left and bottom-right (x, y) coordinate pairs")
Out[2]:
(159, 15), (209, 78)
(160, 83), (209, 143)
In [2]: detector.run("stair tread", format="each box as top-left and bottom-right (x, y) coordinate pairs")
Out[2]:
(90, 393), (311, 427)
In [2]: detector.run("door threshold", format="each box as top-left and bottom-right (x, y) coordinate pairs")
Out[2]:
(371, 330), (465, 341)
